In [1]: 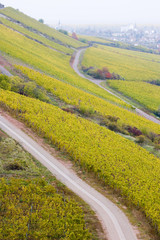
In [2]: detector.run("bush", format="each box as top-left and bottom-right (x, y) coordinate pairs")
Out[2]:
(10, 77), (50, 103)
(108, 122), (121, 132)
(79, 105), (95, 116)
(59, 29), (68, 35)
(4, 161), (24, 171)
(82, 66), (123, 80)
(125, 125), (142, 136)
(106, 115), (120, 123)
(154, 144), (160, 150)
(154, 135), (160, 145)
(10, 76), (24, 93)
(135, 135), (145, 144)
(147, 131), (157, 142)
(0, 74), (11, 90)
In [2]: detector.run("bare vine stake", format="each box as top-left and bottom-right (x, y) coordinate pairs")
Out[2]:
(25, 204), (33, 240)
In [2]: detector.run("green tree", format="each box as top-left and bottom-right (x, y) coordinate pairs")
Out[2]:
(59, 29), (68, 35)
(39, 19), (44, 24)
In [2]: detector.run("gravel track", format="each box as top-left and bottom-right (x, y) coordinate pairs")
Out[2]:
(72, 48), (160, 125)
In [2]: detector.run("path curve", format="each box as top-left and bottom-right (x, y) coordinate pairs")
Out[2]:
(0, 114), (138, 240)
(0, 65), (13, 76)
(72, 48), (160, 125)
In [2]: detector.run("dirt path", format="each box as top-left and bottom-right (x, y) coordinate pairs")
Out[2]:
(72, 48), (160, 125)
(0, 65), (13, 76)
(0, 113), (138, 240)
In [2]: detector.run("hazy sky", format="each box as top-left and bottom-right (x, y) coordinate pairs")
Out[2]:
(1, 0), (160, 25)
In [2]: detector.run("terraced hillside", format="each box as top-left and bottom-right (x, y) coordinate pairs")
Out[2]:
(108, 80), (160, 113)
(0, 17), (74, 55)
(1, 89), (160, 235)
(15, 66), (160, 134)
(0, 6), (160, 239)
(0, 7), (87, 49)
(0, 132), (97, 240)
(82, 45), (160, 81)
(0, 23), (128, 107)
(82, 44), (160, 115)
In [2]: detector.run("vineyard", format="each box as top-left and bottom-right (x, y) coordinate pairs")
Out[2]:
(0, 135), (93, 240)
(0, 89), (160, 233)
(15, 65), (160, 134)
(0, 17), (74, 55)
(108, 80), (160, 113)
(0, 7), (87, 49)
(1, 4), (160, 238)
(82, 45), (160, 81)
(78, 34), (112, 44)
(0, 178), (91, 240)
(0, 24), (129, 107)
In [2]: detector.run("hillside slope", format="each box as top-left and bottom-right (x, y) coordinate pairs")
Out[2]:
(0, 6), (160, 239)
(0, 7), (87, 49)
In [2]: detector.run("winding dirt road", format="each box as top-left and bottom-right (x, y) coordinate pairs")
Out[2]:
(72, 48), (160, 125)
(0, 52), (158, 239)
(0, 113), (138, 240)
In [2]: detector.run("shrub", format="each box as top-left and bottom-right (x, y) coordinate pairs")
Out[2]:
(154, 135), (160, 144)
(154, 144), (160, 150)
(4, 161), (24, 171)
(59, 29), (68, 36)
(79, 105), (95, 116)
(108, 122), (121, 132)
(147, 131), (157, 142)
(106, 115), (120, 123)
(83, 66), (123, 80)
(0, 74), (11, 90)
(135, 135), (145, 144)
(62, 108), (74, 114)
(125, 125), (142, 136)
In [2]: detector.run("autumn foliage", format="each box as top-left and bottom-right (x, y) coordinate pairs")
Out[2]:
(72, 32), (78, 40)
(82, 66), (123, 80)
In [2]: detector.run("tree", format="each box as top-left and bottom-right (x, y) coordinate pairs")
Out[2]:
(72, 32), (78, 40)
(39, 19), (44, 24)
(59, 29), (68, 35)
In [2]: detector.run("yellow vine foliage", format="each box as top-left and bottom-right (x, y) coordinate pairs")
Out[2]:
(16, 65), (160, 134)
(0, 7), (87, 49)
(0, 89), (160, 232)
(0, 17), (73, 55)
(0, 178), (91, 240)
(82, 45), (160, 81)
(0, 24), (128, 106)
(108, 80), (160, 112)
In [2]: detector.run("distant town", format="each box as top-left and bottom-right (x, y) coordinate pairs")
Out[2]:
(57, 23), (160, 53)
